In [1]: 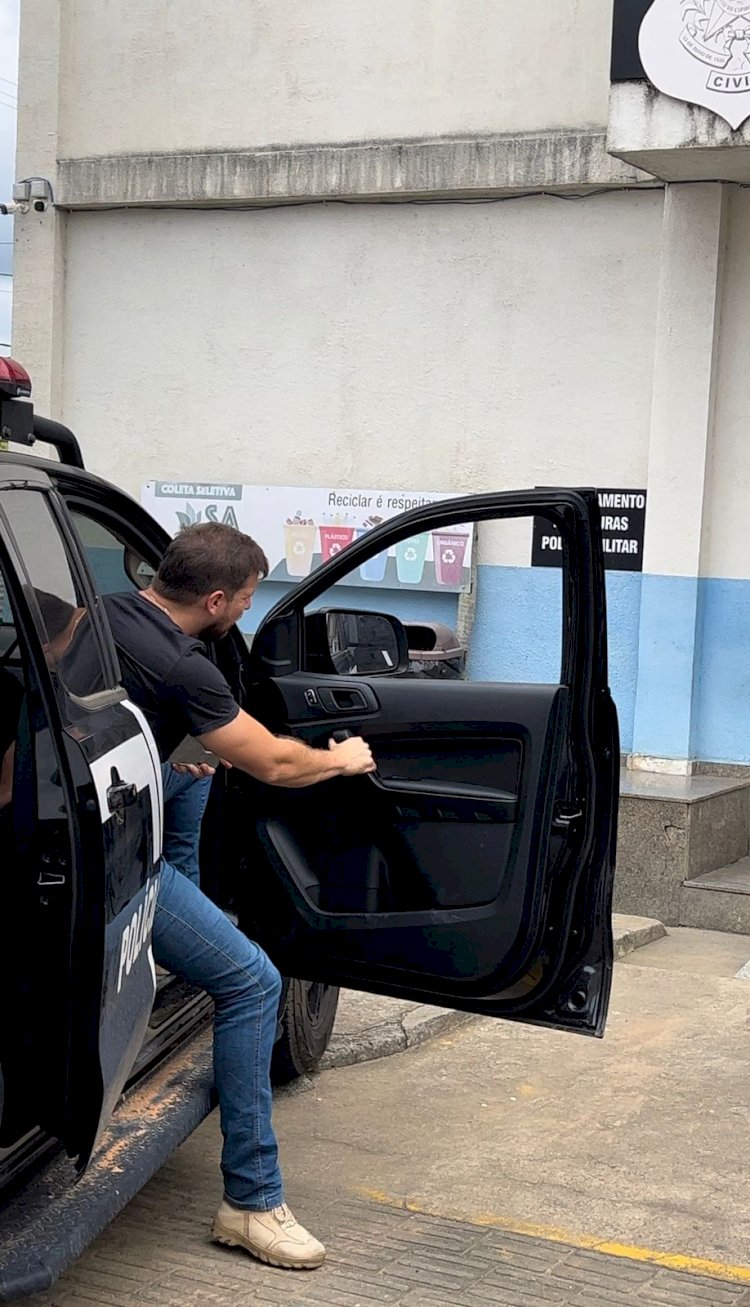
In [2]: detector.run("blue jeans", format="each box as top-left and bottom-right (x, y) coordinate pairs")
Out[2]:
(152, 861), (284, 1210)
(161, 763), (213, 886)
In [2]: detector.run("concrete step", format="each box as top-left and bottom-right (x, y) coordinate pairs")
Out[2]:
(614, 763), (750, 930)
(681, 856), (750, 934)
(615, 769), (750, 926)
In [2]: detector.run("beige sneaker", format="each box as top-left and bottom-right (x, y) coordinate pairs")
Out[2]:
(212, 1200), (326, 1270)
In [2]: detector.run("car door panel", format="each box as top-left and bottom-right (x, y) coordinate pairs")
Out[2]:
(256, 674), (567, 920)
(231, 489), (617, 1037)
(66, 706), (162, 1157)
(0, 483), (162, 1169)
(247, 675), (569, 979)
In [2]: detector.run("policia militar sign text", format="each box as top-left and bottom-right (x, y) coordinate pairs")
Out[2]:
(531, 489), (647, 572)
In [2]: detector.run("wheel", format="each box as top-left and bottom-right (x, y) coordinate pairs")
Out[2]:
(271, 979), (340, 1084)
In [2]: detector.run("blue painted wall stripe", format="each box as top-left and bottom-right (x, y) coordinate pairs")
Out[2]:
(693, 578), (750, 763)
(88, 544), (750, 764)
(631, 574), (700, 760)
(468, 566), (642, 754)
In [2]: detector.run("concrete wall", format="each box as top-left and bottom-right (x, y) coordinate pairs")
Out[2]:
(702, 187), (750, 587)
(63, 194), (659, 498)
(61, 191), (663, 748)
(693, 187), (750, 762)
(58, 0), (614, 159)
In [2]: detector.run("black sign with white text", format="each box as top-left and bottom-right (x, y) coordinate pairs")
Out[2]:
(531, 489), (647, 572)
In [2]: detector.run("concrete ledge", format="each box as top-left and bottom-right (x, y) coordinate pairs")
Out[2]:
(57, 131), (656, 209)
(620, 770), (750, 804)
(317, 913), (665, 1073)
(609, 81), (750, 182)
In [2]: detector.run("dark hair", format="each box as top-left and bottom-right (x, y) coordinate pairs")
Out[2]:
(154, 523), (269, 604)
(34, 589), (78, 642)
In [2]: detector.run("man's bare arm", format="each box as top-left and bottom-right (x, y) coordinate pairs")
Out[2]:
(199, 709), (375, 788)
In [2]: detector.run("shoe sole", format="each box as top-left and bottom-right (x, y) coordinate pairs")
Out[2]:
(212, 1222), (326, 1270)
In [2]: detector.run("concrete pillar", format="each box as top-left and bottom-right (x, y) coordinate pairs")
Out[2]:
(11, 0), (65, 418)
(631, 183), (728, 771)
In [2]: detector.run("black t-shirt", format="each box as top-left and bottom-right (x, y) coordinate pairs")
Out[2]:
(102, 593), (240, 761)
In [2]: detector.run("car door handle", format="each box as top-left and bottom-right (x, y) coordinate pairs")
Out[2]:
(107, 768), (138, 820)
(319, 687), (369, 713)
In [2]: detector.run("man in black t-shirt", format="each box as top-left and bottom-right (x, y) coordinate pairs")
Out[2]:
(100, 583), (237, 887)
(107, 522), (375, 1271)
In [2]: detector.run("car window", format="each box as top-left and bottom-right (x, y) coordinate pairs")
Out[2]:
(301, 513), (563, 686)
(0, 489), (117, 713)
(69, 511), (155, 595)
(0, 568), (19, 664)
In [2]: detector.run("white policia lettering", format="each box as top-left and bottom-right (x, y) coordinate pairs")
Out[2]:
(117, 878), (159, 994)
(640, 0), (750, 129)
(541, 535), (639, 554)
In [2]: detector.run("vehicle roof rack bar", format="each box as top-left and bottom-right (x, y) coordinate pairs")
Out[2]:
(31, 414), (85, 471)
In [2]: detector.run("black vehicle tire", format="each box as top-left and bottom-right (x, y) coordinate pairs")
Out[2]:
(271, 979), (340, 1084)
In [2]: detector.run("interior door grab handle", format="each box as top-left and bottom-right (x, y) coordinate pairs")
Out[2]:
(329, 687), (368, 711)
(373, 776), (517, 805)
(331, 729), (380, 779)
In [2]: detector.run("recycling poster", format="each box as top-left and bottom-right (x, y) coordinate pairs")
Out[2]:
(141, 482), (474, 594)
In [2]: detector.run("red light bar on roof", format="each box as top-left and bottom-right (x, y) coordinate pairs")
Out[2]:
(0, 358), (32, 398)
(0, 358), (84, 468)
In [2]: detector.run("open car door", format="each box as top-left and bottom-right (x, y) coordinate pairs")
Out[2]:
(233, 489), (619, 1037)
(0, 476), (162, 1170)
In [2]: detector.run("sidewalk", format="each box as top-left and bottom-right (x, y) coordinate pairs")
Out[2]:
(26, 920), (750, 1307)
(31, 1189), (750, 1307)
(321, 913), (666, 1071)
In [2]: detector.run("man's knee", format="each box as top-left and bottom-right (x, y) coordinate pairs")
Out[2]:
(258, 951), (283, 1003)
(232, 938), (282, 1004)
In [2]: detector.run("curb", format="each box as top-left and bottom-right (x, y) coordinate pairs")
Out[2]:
(613, 913), (667, 960)
(320, 1006), (475, 1073)
(316, 914), (667, 1075)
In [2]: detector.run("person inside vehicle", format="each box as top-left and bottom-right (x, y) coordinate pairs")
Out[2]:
(0, 663), (22, 814)
(98, 522), (375, 1271)
(0, 589), (84, 816)
(33, 589), (87, 664)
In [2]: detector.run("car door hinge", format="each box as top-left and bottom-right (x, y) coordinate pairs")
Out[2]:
(553, 803), (584, 830)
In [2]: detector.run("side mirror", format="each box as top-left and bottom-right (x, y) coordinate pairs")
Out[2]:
(305, 608), (409, 677)
(124, 549), (155, 591)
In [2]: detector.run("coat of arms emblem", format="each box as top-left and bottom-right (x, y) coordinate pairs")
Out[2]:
(640, 0), (750, 129)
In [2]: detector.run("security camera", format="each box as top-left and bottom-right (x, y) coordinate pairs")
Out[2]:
(10, 177), (55, 216)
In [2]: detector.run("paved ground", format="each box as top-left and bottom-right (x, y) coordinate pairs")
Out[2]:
(25, 1189), (750, 1307)
(23, 925), (750, 1307)
(322, 915), (667, 1071)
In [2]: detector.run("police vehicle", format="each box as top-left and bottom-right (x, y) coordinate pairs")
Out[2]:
(0, 357), (619, 1300)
